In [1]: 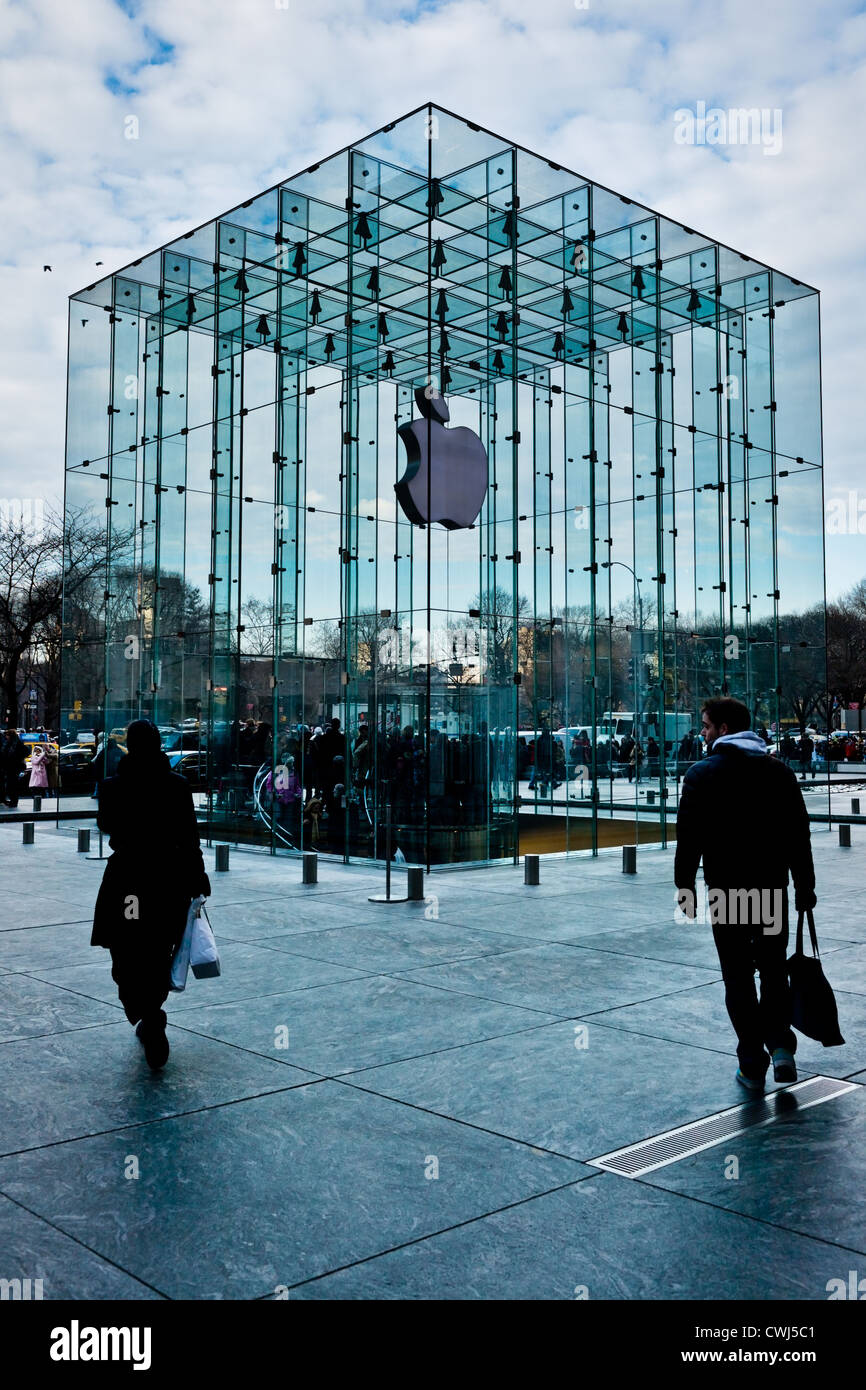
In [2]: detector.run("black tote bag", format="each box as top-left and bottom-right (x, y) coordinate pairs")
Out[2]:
(788, 908), (845, 1047)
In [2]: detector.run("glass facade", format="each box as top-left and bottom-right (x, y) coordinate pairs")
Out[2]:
(62, 103), (827, 865)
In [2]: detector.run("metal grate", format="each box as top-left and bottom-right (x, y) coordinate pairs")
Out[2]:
(588, 1076), (859, 1178)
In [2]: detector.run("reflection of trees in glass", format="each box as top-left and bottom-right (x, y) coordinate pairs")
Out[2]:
(673, 600), (830, 735)
(240, 597), (276, 656)
(469, 586), (530, 686)
(827, 582), (866, 715)
(314, 613), (428, 677)
(61, 498), (215, 726)
(4, 506), (129, 726)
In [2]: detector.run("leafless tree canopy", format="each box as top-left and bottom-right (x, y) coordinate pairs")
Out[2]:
(0, 507), (113, 725)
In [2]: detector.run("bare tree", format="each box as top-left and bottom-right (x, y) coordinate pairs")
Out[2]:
(240, 597), (276, 656)
(827, 583), (866, 711)
(465, 585), (530, 686)
(0, 507), (112, 726)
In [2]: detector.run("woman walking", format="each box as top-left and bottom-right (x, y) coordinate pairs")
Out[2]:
(30, 742), (60, 799)
(91, 719), (210, 1069)
(28, 743), (50, 795)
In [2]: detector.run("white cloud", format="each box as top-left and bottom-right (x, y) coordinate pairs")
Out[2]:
(358, 496), (397, 521)
(1, 0), (864, 597)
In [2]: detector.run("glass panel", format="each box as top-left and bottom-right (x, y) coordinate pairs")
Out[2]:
(62, 110), (826, 861)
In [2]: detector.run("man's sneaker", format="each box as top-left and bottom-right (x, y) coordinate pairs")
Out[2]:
(772, 1048), (797, 1083)
(135, 1013), (169, 1071)
(735, 1066), (766, 1093)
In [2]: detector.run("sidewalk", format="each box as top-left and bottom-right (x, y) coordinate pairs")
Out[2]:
(0, 821), (864, 1300)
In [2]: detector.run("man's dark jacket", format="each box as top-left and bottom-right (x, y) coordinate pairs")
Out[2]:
(674, 742), (815, 902)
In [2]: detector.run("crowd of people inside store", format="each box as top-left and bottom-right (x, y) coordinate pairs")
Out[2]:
(4, 717), (866, 820)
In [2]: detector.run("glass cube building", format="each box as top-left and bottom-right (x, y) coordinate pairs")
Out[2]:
(62, 103), (827, 864)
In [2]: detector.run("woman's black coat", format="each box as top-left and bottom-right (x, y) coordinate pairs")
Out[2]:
(91, 752), (211, 949)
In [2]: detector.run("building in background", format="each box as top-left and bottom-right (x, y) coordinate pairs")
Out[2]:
(62, 103), (827, 863)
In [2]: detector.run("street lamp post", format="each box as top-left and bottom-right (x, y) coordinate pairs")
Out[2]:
(602, 560), (644, 633)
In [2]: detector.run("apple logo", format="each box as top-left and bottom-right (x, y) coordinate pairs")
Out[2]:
(395, 388), (489, 529)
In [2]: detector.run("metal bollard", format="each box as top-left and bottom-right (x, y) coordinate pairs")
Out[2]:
(839, 824), (851, 848)
(852, 798), (860, 816)
(302, 850), (318, 885)
(622, 845), (637, 874)
(524, 854), (540, 885)
(407, 866), (424, 901)
(215, 843), (230, 872)
(32, 795), (42, 813)
(77, 829), (91, 854)
(22, 822), (35, 845)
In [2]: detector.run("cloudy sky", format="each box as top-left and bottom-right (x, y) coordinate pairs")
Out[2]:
(1, 0), (863, 598)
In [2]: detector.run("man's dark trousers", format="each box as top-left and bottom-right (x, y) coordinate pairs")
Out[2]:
(711, 891), (796, 1072)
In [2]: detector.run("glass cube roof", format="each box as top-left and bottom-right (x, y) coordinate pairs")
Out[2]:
(71, 102), (817, 398)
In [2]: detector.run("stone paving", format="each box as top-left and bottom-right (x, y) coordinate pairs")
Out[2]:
(0, 819), (864, 1300)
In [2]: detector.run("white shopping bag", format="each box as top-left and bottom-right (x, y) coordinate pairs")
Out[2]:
(170, 896), (204, 993)
(190, 903), (221, 979)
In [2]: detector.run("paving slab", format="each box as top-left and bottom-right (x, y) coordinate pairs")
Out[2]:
(0, 897), (94, 931)
(27, 940), (371, 1014)
(0, 1023), (310, 1155)
(347, 1020), (750, 1160)
(415, 890), (588, 940)
(290, 1171), (848, 1301)
(591, 980), (866, 1079)
(173, 974), (559, 1074)
(0, 1193), (165, 1300)
(808, 942), (866, 993)
(428, 889), (667, 941)
(206, 893), (394, 939)
(434, 892), (680, 937)
(391, 942), (719, 1016)
(0, 1083), (583, 1299)
(199, 865), (386, 898)
(255, 920), (538, 973)
(0, 921), (98, 972)
(569, 922), (731, 969)
(643, 1082), (866, 1257)
(0, 973), (122, 1043)
(805, 913), (866, 945)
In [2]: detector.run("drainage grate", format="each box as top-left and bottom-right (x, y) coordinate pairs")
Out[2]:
(588, 1076), (859, 1178)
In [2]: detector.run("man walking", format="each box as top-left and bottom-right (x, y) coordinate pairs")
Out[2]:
(675, 697), (816, 1092)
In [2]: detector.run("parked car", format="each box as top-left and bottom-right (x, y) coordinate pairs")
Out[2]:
(58, 745), (96, 784)
(167, 750), (208, 790)
(162, 730), (206, 754)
